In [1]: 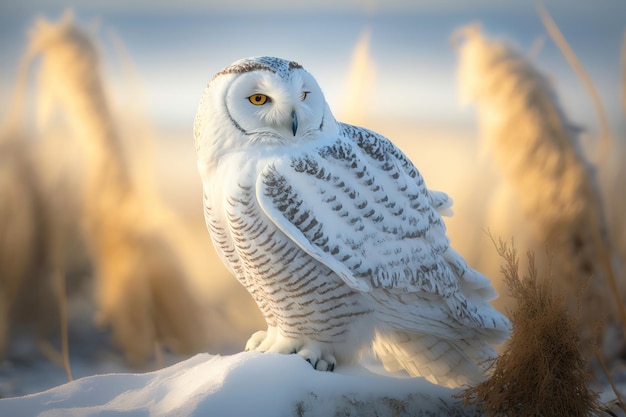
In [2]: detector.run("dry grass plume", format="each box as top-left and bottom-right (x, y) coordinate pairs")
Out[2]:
(25, 13), (207, 363)
(455, 25), (625, 362)
(620, 29), (626, 117)
(537, 3), (612, 160)
(340, 27), (376, 126)
(458, 238), (602, 417)
(0, 130), (57, 359)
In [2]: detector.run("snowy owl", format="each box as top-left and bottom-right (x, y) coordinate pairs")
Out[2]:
(194, 56), (510, 388)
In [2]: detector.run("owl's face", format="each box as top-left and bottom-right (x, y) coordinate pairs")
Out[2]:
(195, 57), (338, 165)
(225, 62), (327, 143)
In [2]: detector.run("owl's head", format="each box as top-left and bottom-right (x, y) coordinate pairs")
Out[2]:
(194, 56), (338, 165)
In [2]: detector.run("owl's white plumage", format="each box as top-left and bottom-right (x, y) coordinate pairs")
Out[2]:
(195, 56), (510, 387)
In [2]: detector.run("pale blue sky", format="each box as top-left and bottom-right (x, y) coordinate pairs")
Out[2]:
(0, 1), (623, 133)
(1, 0), (621, 15)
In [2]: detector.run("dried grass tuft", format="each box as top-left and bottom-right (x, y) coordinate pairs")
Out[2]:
(340, 27), (376, 126)
(455, 25), (625, 362)
(22, 13), (208, 363)
(537, 3), (612, 160)
(458, 238), (602, 417)
(0, 130), (55, 358)
(621, 29), (626, 117)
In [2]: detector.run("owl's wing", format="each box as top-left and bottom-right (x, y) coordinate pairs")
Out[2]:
(256, 124), (491, 299)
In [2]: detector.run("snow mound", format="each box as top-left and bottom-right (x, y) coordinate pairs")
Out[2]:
(0, 351), (472, 416)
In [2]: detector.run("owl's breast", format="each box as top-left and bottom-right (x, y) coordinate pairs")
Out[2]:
(200, 151), (264, 279)
(203, 151), (373, 341)
(201, 148), (302, 278)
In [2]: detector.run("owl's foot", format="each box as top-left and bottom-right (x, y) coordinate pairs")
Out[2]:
(245, 327), (336, 371)
(298, 345), (336, 372)
(246, 326), (278, 351)
(244, 330), (267, 351)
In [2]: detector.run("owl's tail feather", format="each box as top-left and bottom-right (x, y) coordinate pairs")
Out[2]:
(372, 329), (496, 388)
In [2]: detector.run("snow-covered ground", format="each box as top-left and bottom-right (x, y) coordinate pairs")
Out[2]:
(0, 351), (472, 416)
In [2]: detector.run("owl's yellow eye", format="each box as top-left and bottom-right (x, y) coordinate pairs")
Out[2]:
(300, 91), (310, 101)
(249, 94), (269, 105)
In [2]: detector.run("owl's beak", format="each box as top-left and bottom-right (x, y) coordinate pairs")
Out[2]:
(291, 110), (298, 136)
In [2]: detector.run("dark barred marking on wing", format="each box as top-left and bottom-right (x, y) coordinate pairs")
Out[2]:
(224, 182), (372, 342)
(260, 131), (460, 296)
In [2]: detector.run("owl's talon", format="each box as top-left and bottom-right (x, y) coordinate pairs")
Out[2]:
(298, 347), (335, 372)
(302, 357), (333, 372)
